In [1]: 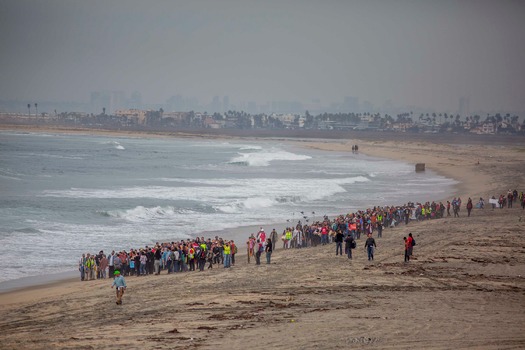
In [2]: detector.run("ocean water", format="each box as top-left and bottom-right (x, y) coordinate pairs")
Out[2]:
(0, 132), (457, 282)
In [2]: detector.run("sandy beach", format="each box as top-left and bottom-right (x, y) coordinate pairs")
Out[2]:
(0, 127), (524, 349)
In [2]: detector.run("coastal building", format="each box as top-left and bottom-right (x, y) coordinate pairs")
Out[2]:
(481, 122), (496, 134)
(392, 123), (413, 132)
(114, 109), (147, 124)
(271, 113), (303, 128)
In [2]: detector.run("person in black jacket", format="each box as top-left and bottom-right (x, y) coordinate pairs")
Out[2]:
(364, 233), (376, 261)
(344, 234), (355, 259)
(335, 230), (344, 256)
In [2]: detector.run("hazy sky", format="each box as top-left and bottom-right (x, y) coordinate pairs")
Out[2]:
(1, 0), (524, 112)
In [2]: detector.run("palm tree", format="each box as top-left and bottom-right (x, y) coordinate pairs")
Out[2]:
(102, 107), (106, 115)
(27, 103), (31, 116)
(34, 103), (38, 117)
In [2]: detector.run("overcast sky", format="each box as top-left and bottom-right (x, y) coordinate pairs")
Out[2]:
(0, 0), (524, 112)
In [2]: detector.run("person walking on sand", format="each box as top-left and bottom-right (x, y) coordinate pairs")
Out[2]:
(344, 233), (355, 259)
(364, 233), (376, 261)
(255, 239), (263, 265)
(99, 254), (108, 279)
(223, 241), (232, 268)
(265, 238), (273, 264)
(404, 237), (410, 263)
(466, 197), (473, 217)
(270, 229), (278, 251)
(111, 270), (127, 305)
(407, 232), (415, 258)
(335, 230), (344, 256)
(79, 253), (86, 281)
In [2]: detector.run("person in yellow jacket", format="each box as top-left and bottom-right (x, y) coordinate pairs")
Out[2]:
(285, 229), (292, 249)
(85, 254), (95, 281)
(223, 241), (232, 268)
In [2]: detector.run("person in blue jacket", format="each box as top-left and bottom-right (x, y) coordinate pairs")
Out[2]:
(111, 270), (127, 305)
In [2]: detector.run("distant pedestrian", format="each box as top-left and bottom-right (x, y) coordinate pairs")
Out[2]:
(364, 233), (376, 261)
(254, 239), (262, 265)
(223, 241), (232, 268)
(335, 230), (344, 256)
(404, 237), (410, 262)
(344, 234), (355, 259)
(265, 238), (273, 264)
(108, 250), (115, 277)
(270, 229), (278, 251)
(79, 254), (86, 281)
(466, 198), (473, 217)
(407, 233), (415, 257)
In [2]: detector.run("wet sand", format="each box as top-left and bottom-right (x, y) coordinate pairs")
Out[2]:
(0, 127), (524, 349)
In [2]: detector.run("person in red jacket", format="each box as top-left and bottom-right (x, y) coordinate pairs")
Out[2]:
(404, 237), (411, 263)
(407, 232), (415, 258)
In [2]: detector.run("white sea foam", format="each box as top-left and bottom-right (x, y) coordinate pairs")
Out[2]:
(229, 149), (311, 167)
(216, 197), (276, 213)
(238, 145), (263, 151)
(108, 205), (178, 222)
(0, 168), (22, 180)
(110, 141), (125, 150)
(11, 152), (84, 160)
(41, 176), (369, 204)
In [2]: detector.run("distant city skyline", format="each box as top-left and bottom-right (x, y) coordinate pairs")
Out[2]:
(0, 91), (523, 120)
(1, 1), (524, 115)
(0, 92), (504, 116)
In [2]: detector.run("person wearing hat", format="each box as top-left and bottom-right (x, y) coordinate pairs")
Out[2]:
(111, 270), (127, 305)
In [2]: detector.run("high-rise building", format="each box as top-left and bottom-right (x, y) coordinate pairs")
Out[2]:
(90, 91), (125, 114)
(343, 96), (359, 112)
(459, 97), (470, 117)
(210, 96), (221, 113)
(222, 96), (229, 112)
(109, 91), (126, 114)
(90, 92), (110, 114)
(129, 91), (142, 109)
(166, 95), (184, 111)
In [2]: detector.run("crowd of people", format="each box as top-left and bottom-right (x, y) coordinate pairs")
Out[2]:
(79, 189), (524, 285)
(79, 236), (241, 282)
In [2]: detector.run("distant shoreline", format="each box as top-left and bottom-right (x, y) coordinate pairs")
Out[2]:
(1, 122), (524, 145)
